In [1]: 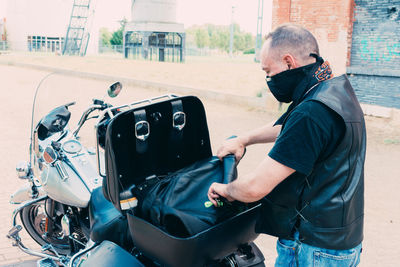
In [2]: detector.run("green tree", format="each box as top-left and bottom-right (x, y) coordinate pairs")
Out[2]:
(217, 29), (230, 52)
(243, 33), (254, 49)
(207, 24), (220, 49)
(194, 28), (209, 48)
(233, 34), (245, 52)
(110, 31), (122, 45)
(110, 18), (127, 46)
(99, 27), (112, 46)
(185, 23), (255, 53)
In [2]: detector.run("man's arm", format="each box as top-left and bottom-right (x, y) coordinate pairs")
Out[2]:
(217, 121), (281, 161)
(208, 156), (295, 204)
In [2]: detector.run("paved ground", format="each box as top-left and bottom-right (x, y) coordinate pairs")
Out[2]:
(0, 53), (267, 98)
(0, 61), (399, 266)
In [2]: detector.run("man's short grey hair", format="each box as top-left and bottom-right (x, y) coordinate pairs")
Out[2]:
(265, 24), (319, 62)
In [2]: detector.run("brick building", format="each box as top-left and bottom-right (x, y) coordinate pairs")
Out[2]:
(272, 0), (400, 109)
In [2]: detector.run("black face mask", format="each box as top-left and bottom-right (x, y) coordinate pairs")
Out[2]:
(266, 63), (317, 103)
(266, 54), (324, 103)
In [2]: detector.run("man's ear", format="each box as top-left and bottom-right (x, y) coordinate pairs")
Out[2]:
(282, 54), (298, 69)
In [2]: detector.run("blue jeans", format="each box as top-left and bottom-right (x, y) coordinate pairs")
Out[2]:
(275, 232), (362, 267)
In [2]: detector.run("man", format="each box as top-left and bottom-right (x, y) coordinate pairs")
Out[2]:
(208, 24), (365, 266)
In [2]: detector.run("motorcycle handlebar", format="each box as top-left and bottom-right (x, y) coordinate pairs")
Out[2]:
(72, 104), (104, 137)
(65, 101), (76, 107)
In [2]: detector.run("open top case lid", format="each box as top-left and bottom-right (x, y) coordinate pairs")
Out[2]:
(104, 96), (212, 212)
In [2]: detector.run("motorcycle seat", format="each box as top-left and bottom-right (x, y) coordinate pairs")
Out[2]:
(89, 187), (129, 246)
(80, 241), (144, 267)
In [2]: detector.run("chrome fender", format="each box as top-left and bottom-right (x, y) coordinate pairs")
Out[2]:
(10, 183), (45, 204)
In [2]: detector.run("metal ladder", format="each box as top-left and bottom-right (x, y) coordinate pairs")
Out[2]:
(63, 0), (93, 56)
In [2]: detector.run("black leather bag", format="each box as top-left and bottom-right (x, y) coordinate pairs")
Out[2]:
(136, 155), (245, 237)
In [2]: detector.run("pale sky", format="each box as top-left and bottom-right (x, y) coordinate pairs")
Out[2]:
(0, 0), (273, 35)
(90, 0), (272, 35)
(177, 0), (273, 34)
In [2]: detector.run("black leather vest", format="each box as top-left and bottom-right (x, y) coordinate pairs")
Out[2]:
(256, 75), (366, 250)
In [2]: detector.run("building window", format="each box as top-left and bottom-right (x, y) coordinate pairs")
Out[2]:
(27, 36), (64, 53)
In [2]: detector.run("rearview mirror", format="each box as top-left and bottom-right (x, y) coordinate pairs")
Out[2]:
(108, 82), (123, 98)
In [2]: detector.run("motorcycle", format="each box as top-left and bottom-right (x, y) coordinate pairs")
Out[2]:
(7, 73), (265, 267)
(7, 73), (127, 265)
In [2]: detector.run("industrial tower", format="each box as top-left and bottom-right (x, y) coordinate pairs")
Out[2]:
(124, 0), (185, 62)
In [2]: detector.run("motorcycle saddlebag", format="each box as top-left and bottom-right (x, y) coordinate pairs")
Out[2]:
(128, 204), (261, 267)
(104, 95), (261, 267)
(103, 96), (213, 212)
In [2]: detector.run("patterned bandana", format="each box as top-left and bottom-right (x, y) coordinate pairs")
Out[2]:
(314, 61), (333, 82)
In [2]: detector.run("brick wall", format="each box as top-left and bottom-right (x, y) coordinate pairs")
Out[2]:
(271, 0), (400, 109)
(347, 0), (400, 109)
(271, 0), (354, 75)
(349, 74), (400, 108)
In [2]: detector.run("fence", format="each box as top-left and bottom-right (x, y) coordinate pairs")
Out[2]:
(98, 45), (123, 54)
(2, 41), (62, 53)
(98, 44), (224, 59)
(186, 47), (213, 57)
(2, 41), (230, 59)
(0, 41), (8, 51)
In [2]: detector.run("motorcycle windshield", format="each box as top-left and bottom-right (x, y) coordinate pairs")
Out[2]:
(30, 73), (124, 176)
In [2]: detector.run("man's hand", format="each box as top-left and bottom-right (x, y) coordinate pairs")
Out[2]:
(216, 122), (281, 162)
(217, 137), (246, 162)
(207, 182), (234, 206)
(207, 156), (296, 204)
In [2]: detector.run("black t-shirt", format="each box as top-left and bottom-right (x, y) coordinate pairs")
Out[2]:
(269, 101), (345, 176)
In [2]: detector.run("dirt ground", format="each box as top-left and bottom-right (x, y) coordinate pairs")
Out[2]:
(0, 54), (399, 266)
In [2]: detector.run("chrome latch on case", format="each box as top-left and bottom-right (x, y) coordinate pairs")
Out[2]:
(135, 121), (150, 141)
(173, 112), (186, 131)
